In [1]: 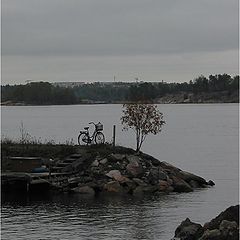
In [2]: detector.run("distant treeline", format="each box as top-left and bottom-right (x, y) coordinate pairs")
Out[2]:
(126, 74), (239, 102)
(1, 74), (239, 105)
(1, 82), (78, 105)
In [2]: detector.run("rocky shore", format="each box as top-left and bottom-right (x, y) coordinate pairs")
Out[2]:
(156, 90), (239, 104)
(2, 144), (214, 196)
(172, 205), (239, 240)
(47, 145), (215, 196)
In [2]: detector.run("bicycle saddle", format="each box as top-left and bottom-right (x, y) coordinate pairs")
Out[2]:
(84, 127), (89, 130)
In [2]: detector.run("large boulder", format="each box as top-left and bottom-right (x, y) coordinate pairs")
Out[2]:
(199, 229), (222, 240)
(207, 180), (215, 186)
(148, 167), (160, 184)
(126, 155), (142, 164)
(177, 171), (208, 186)
(173, 205), (239, 240)
(160, 161), (181, 173)
(106, 170), (130, 183)
(132, 178), (148, 186)
(91, 159), (99, 167)
(174, 218), (204, 240)
(189, 180), (200, 188)
(71, 186), (95, 196)
(158, 180), (169, 191)
(204, 205), (239, 230)
(99, 158), (108, 164)
(71, 156), (90, 172)
(110, 154), (126, 162)
(133, 185), (159, 195)
(139, 153), (161, 166)
(126, 155), (143, 177)
(219, 220), (238, 240)
(147, 167), (168, 184)
(103, 181), (125, 193)
(172, 176), (193, 193)
(158, 169), (168, 181)
(219, 220), (239, 240)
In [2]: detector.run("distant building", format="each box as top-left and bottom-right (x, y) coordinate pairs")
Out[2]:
(52, 82), (85, 88)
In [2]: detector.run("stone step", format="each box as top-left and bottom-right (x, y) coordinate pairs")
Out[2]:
(57, 162), (71, 167)
(68, 154), (82, 159)
(51, 166), (64, 172)
(63, 158), (76, 163)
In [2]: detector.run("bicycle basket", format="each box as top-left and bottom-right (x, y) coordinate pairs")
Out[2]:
(96, 123), (103, 131)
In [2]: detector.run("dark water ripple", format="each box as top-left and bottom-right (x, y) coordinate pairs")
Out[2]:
(0, 190), (217, 240)
(1, 104), (239, 239)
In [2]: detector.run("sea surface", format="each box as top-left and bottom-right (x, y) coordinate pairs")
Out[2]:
(1, 104), (239, 240)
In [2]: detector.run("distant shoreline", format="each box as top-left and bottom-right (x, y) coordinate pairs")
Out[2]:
(1, 102), (238, 106)
(1, 75), (239, 106)
(1, 99), (239, 106)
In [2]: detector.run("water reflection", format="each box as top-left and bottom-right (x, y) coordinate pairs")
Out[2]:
(2, 190), (211, 240)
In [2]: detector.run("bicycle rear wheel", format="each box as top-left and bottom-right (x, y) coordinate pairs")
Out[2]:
(94, 132), (105, 144)
(78, 133), (89, 145)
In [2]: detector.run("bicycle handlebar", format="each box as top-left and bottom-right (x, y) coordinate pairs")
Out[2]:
(88, 122), (95, 125)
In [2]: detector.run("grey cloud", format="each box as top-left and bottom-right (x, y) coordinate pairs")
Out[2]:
(1, 0), (238, 84)
(2, 50), (238, 85)
(2, 0), (238, 56)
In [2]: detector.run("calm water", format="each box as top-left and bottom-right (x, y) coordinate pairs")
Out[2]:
(1, 104), (239, 239)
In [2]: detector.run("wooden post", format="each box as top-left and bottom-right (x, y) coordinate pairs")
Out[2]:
(113, 125), (116, 147)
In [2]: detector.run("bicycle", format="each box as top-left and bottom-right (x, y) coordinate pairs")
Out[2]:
(78, 122), (105, 145)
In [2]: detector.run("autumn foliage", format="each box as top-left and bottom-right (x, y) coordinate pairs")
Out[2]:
(121, 103), (165, 152)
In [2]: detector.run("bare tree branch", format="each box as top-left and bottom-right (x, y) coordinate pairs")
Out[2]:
(121, 103), (165, 152)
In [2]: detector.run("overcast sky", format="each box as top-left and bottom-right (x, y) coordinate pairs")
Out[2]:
(1, 0), (239, 85)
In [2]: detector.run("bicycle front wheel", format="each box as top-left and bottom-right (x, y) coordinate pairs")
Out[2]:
(94, 132), (105, 144)
(78, 133), (89, 145)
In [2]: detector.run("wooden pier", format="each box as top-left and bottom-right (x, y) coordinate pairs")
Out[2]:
(1, 153), (87, 194)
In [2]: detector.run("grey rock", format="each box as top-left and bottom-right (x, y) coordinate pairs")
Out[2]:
(174, 218), (204, 240)
(139, 153), (161, 166)
(91, 159), (99, 167)
(106, 170), (130, 183)
(126, 163), (143, 177)
(132, 178), (148, 186)
(68, 177), (82, 184)
(123, 180), (137, 193)
(204, 205), (239, 230)
(103, 181), (125, 193)
(133, 185), (159, 195)
(160, 161), (181, 172)
(148, 167), (160, 184)
(178, 171), (207, 185)
(111, 154), (126, 161)
(166, 186), (174, 192)
(172, 176), (193, 193)
(207, 180), (215, 186)
(99, 158), (108, 164)
(158, 169), (168, 181)
(72, 186), (95, 196)
(126, 155), (142, 164)
(199, 229), (221, 240)
(219, 220), (238, 239)
(189, 180), (200, 188)
(158, 180), (169, 191)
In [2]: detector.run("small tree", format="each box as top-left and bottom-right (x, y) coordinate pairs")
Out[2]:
(121, 103), (165, 152)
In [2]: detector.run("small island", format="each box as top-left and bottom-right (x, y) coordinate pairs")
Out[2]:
(1, 143), (214, 196)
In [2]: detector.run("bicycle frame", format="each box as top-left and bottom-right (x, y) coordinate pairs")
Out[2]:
(80, 122), (101, 144)
(82, 129), (97, 142)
